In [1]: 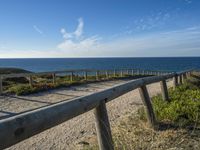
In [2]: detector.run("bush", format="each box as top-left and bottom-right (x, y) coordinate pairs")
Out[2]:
(139, 82), (200, 127)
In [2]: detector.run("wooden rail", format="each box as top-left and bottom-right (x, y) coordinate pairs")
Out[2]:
(0, 68), (170, 95)
(0, 69), (192, 150)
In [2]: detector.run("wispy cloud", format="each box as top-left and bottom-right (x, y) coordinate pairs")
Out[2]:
(184, 0), (192, 4)
(33, 25), (44, 35)
(57, 25), (200, 57)
(58, 17), (100, 54)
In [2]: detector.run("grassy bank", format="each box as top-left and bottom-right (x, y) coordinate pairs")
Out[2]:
(1, 68), (151, 95)
(80, 76), (200, 150)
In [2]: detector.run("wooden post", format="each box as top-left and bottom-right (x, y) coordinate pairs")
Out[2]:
(182, 73), (187, 84)
(29, 76), (33, 87)
(52, 73), (56, 84)
(120, 70), (123, 77)
(173, 75), (178, 90)
(139, 85), (157, 129)
(70, 72), (73, 82)
(179, 75), (183, 85)
(131, 69), (133, 76)
(0, 76), (2, 95)
(85, 71), (87, 81)
(106, 71), (109, 79)
(94, 100), (114, 150)
(113, 70), (116, 77)
(96, 71), (99, 80)
(160, 80), (169, 101)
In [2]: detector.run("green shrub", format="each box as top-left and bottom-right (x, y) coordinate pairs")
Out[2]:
(151, 82), (200, 127)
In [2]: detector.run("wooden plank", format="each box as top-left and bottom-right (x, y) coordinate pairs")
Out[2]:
(160, 80), (169, 101)
(0, 70), (192, 148)
(139, 85), (157, 129)
(94, 100), (114, 150)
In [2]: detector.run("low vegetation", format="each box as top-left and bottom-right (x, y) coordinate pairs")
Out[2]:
(0, 67), (151, 95)
(81, 76), (200, 150)
(0, 67), (31, 74)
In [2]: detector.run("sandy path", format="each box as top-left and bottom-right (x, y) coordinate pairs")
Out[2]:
(0, 79), (173, 150)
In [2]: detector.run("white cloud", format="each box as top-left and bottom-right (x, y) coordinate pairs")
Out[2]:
(58, 17), (100, 55)
(60, 17), (84, 40)
(74, 18), (84, 38)
(33, 25), (43, 35)
(56, 25), (200, 57)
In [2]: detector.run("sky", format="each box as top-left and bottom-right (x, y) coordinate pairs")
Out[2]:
(0, 0), (200, 58)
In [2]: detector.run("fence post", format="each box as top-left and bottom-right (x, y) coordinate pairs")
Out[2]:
(139, 85), (157, 129)
(113, 70), (116, 77)
(84, 71), (87, 81)
(0, 76), (2, 95)
(182, 73), (187, 84)
(52, 73), (56, 84)
(94, 100), (114, 150)
(70, 72), (73, 82)
(173, 75), (178, 90)
(29, 76), (33, 87)
(96, 71), (99, 80)
(160, 80), (169, 101)
(105, 71), (109, 79)
(179, 75), (183, 85)
(131, 69), (134, 76)
(120, 70), (123, 77)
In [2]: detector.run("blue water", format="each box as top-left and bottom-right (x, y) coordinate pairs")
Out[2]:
(0, 57), (199, 72)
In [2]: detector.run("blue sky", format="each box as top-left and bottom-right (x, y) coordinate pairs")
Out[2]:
(0, 0), (200, 58)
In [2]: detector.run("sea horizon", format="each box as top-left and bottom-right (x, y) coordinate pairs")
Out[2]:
(0, 57), (199, 73)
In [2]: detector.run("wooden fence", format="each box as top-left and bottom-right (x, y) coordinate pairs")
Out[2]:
(0, 68), (170, 94)
(0, 69), (192, 150)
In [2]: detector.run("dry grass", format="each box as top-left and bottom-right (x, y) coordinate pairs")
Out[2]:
(79, 112), (200, 150)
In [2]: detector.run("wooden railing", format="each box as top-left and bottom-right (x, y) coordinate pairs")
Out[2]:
(0, 68), (170, 94)
(0, 69), (192, 150)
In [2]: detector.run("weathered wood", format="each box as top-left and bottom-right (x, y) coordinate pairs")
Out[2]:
(0, 69), (192, 149)
(160, 80), (169, 101)
(182, 73), (187, 83)
(0, 78), (145, 149)
(105, 71), (109, 79)
(52, 73), (56, 84)
(96, 71), (99, 80)
(120, 70), (123, 77)
(173, 75), (178, 90)
(0, 76), (2, 95)
(131, 69), (134, 76)
(179, 75), (183, 85)
(113, 70), (116, 77)
(70, 72), (74, 82)
(29, 76), (33, 87)
(139, 85), (157, 129)
(94, 100), (114, 150)
(85, 71), (87, 81)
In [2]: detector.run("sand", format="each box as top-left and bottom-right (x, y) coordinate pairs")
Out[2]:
(0, 79), (173, 150)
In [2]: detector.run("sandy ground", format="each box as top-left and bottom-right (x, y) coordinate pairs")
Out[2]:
(0, 79), (173, 150)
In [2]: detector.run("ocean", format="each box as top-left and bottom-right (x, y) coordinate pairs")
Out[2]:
(0, 57), (199, 72)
